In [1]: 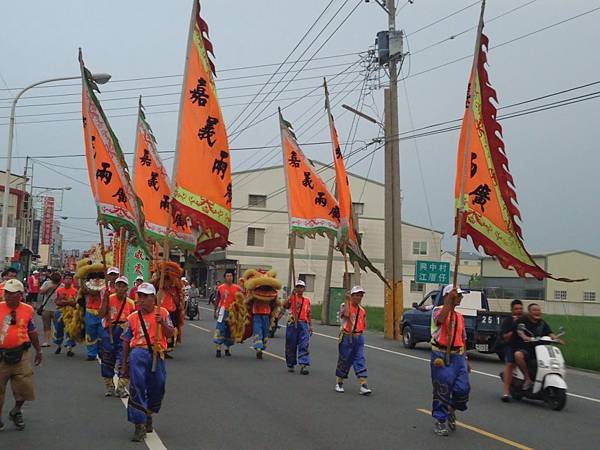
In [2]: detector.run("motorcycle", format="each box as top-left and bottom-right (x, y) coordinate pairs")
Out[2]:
(501, 325), (567, 410)
(185, 295), (200, 321)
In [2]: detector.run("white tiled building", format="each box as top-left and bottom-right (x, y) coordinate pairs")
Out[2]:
(202, 162), (443, 308)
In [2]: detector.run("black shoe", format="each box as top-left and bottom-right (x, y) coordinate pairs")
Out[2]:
(501, 394), (511, 403)
(54, 346), (62, 355)
(164, 353), (173, 359)
(216, 350), (222, 358)
(131, 424), (146, 442)
(256, 351), (263, 360)
(300, 366), (309, 375)
(224, 349), (231, 357)
(67, 349), (74, 357)
(146, 415), (153, 433)
(86, 356), (96, 361)
(9, 409), (25, 431)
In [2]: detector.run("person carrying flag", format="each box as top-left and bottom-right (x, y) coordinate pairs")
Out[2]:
(284, 280), (312, 374)
(99, 276), (135, 398)
(53, 272), (78, 357)
(213, 271), (240, 358)
(121, 282), (174, 442)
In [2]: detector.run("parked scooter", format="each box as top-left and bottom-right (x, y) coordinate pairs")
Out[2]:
(501, 325), (567, 410)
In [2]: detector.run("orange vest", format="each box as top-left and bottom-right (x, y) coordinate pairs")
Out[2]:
(126, 307), (169, 350)
(0, 302), (34, 349)
(217, 284), (240, 310)
(343, 304), (366, 334)
(103, 294), (135, 327)
(161, 290), (176, 312)
(86, 293), (103, 312)
(290, 294), (311, 322)
(252, 301), (272, 315)
(432, 309), (465, 348)
(56, 286), (78, 309)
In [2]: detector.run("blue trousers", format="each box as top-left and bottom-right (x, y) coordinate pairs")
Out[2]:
(214, 310), (234, 349)
(53, 310), (76, 348)
(100, 326), (124, 378)
(253, 314), (270, 351)
(430, 350), (470, 423)
(285, 321), (311, 367)
(336, 333), (368, 379)
(127, 348), (166, 425)
(85, 311), (103, 358)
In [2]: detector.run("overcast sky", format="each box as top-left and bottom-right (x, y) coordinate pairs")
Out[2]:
(1, 0), (599, 256)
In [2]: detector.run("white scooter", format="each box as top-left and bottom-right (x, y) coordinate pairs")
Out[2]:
(501, 325), (567, 410)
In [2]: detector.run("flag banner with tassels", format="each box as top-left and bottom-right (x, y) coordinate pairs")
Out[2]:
(133, 98), (195, 250)
(324, 79), (386, 284)
(171, 0), (231, 257)
(79, 49), (147, 252)
(454, 11), (582, 283)
(280, 110), (340, 238)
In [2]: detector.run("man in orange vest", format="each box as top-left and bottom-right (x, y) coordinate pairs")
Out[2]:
(121, 282), (174, 442)
(53, 272), (78, 357)
(430, 285), (471, 437)
(0, 279), (42, 431)
(335, 286), (371, 395)
(284, 280), (312, 374)
(99, 276), (135, 398)
(213, 271), (241, 358)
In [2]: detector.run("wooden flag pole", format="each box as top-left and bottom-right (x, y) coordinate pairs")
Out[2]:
(97, 222), (113, 345)
(450, 0), (486, 365)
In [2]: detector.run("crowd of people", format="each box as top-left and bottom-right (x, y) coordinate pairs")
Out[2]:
(0, 263), (562, 440)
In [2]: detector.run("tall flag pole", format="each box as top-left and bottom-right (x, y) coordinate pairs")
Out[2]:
(454, 0), (582, 289)
(324, 78), (387, 286)
(171, 0), (232, 258)
(133, 96), (195, 250)
(79, 48), (147, 253)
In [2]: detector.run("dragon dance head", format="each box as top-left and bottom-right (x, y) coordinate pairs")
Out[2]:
(74, 258), (106, 293)
(241, 268), (282, 303)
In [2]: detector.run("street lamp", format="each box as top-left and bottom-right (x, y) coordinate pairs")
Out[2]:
(1, 73), (111, 265)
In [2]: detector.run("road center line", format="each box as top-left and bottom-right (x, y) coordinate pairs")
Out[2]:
(416, 408), (534, 450)
(194, 309), (600, 404)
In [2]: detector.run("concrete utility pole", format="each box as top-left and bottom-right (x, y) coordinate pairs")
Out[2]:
(379, 0), (404, 340)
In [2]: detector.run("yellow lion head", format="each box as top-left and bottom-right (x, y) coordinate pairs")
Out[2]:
(241, 268), (282, 303)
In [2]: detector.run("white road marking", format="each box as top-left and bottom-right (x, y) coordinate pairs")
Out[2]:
(195, 307), (600, 405)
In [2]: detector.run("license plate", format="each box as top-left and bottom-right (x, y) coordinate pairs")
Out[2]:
(475, 344), (489, 352)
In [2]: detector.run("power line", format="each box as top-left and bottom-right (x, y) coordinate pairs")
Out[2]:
(407, 0), (481, 37)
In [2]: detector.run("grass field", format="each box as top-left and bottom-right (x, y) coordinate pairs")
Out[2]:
(311, 305), (599, 372)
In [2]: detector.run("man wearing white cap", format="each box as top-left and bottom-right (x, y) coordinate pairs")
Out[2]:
(99, 276), (135, 398)
(430, 285), (471, 437)
(121, 282), (174, 442)
(335, 286), (371, 395)
(284, 280), (312, 374)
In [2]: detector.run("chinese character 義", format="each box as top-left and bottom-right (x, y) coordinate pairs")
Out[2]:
(197, 116), (219, 147)
(147, 171), (160, 191)
(302, 171), (314, 189)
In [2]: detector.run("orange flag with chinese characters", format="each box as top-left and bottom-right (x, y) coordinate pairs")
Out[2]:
(133, 98), (195, 250)
(454, 10), (582, 282)
(79, 49), (147, 251)
(171, 0), (231, 257)
(280, 110), (340, 238)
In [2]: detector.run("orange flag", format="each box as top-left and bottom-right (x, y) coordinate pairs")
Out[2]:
(280, 110), (340, 238)
(454, 3), (581, 282)
(171, 0), (231, 256)
(133, 97), (195, 250)
(79, 49), (146, 251)
(324, 79), (386, 284)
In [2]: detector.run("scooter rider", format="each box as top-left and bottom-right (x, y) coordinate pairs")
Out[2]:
(500, 299), (524, 402)
(514, 303), (564, 391)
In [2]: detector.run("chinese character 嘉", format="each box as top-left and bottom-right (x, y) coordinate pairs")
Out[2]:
(95, 162), (113, 185)
(314, 192), (327, 207)
(288, 151), (301, 168)
(189, 78), (209, 107)
(212, 151), (229, 179)
(469, 183), (491, 212)
(139, 149), (152, 167)
(197, 116), (219, 147)
(147, 171), (159, 191)
(302, 171), (314, 189)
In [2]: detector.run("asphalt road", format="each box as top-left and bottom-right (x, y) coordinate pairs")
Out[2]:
(1, 307), (599, 450)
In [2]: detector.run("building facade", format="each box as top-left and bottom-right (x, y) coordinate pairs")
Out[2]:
(199, 162), (443, 308)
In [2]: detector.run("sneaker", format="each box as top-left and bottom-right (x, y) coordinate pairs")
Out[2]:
(146, 415), (153, 433)
(9, 409), (25, 431)
(105, 386), (116, 397)
(131, 424), (146, 442)
(54, 346), (62, 355)
(448, 410), (456, 431)
(300, 365), (310, 375)
(359, 384), (372, 396)
(224, 349), (231, 357)
(67, 349), (74, 357)
(335, 383), (345, 393)
(256, 351), (263, 360)
(115, 387), (129, 398)
(288, 366), (295, 373)
(216, 350), (222, 358)
(434, 421), (449, 436)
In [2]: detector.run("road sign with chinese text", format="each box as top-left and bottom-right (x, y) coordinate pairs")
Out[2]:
(415, 260), (450, 284)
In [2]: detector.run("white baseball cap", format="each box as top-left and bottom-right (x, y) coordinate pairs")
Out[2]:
(33, 270), (39, 274)
(4, 279), (24, 293)
(107, 266), (120, 275)
(137, 282), (156, 295)
(115, 276), (129, 286)
(350, 286), (365, 295)
(295, 280), (306, 287)
(442, 284), (465, 297)
(135, 275), (144, 282)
